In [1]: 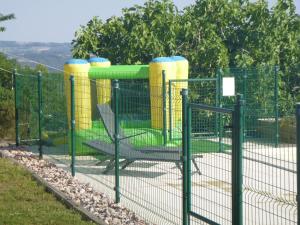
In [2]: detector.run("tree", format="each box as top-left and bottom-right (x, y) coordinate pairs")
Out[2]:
(0, 12), (17, 88)
(0, 53), (17, 139)
(0, 13), (15, 32)
(72, 0), (300, 68)
(0, 53), (18, 88)
(72, 0), (300, 114)
(72, 0), (180, 64)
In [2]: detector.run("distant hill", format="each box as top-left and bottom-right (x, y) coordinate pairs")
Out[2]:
(0, 41), (72, 71)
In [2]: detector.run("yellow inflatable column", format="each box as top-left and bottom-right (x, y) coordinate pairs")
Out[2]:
(149, 57), (176, 129)
(64, 59), (91, 130)
(171, 56), (189, 125)
(88, 57), (111, 104)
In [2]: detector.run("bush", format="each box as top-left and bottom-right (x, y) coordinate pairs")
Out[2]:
(0, 86), (15, 139)
(279, 117), (296, 143)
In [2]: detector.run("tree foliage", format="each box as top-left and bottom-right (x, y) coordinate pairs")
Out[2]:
(0, 53), (17, 139)
(73, 0), (180, 64)
(72, 0), (299, 68)
(0, 53), (17, 88)
(72, 0), (300, 114)
(0, 13), (15, 32)
(0, 52), (51, 139)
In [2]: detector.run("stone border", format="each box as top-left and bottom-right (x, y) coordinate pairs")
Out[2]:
(0, 148), (106, 225)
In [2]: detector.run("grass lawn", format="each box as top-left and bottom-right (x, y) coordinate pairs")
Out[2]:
(0, 158), (95, 225)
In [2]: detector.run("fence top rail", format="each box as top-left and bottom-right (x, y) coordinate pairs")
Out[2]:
(189, 103), (233, 114)
(0, 67), (13, 74)
(169, 78), (217, 83)
(15, 73), (38, 78)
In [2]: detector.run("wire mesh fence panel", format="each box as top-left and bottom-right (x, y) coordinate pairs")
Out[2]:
(220, 67), (278, 145)
(15, 73), (39, 144)
(116, 80), (183, 225)
(40, 73), (71, 167)
(189, 106), (233, 225)
(219, 67), (297, 224)
(219, 67), (296, 224)
(242, 114), (297, 225)
(169, 78), (219, 142)
(70, 77), (116, 200)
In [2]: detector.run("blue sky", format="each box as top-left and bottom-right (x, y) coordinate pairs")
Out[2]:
(0, 0), (299, 43)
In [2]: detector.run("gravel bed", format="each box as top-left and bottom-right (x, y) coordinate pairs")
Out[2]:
(2, 149), (151, 225)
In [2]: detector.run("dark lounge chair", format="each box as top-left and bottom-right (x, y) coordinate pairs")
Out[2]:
(84, 104), (202, 174)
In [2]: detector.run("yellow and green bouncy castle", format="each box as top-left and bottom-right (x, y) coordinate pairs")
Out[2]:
(171, 56), (189, 125)
(149, 57), (176, 129)
(88, 57), (111, 104)
(64, 59), (92, 130)
(64, 56), (189, 132)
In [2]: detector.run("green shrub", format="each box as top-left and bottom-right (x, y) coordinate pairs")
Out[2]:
(0, 86), (15, 139)
(279, 117), (296, 143)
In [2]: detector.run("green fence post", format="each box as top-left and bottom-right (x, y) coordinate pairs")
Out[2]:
(70, 75), (76, 177)
(296, 103), (300, 225)
(215, 70), (219, 137)
(169, 80), (173, 141)
(181, 88), (189, 225)
(13, 69), (19, 146)
(187, 104), (192, 217)
(242, 69), (247, 101)
(162, 70), (167, 145)
(232, 94), (244, 225)
(38, 71), (43, 159)
(242, 68), (247, 141)
(274, 66), (279, 147)
(113, 79), (120, 203)
(217, 69), (223, 152)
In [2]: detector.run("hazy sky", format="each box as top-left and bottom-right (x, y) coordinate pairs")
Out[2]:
(0, 0), (299, 43)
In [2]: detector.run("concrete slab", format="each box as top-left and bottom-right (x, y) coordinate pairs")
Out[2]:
(28, 142), (297, 225)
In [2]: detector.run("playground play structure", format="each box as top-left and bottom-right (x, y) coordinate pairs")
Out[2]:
(12, 56), (298, 225)
(63, 56), (197, 156)
(64, 56), (187, 134)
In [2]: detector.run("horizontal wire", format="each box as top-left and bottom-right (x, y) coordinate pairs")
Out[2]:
(0, 67), (12, 73)
(1, 51), (64, 72)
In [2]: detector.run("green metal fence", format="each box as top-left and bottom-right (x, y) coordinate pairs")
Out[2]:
(182, 90), (244, 225)
(168, 78), (218, 141)
(15, 72), (39, 145)
(220, 67), (279, 146)
(12, 67), (298, 225)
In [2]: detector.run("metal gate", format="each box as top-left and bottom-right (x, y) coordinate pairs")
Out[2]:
(182, 89), (244, 225)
